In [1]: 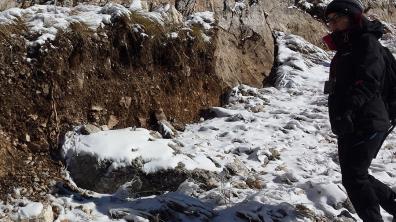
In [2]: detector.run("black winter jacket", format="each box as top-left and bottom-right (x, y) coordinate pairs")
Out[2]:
(325, 18), (390, 135)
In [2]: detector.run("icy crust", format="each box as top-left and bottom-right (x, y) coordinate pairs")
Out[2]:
(0, 3), (215, 45)
(62, 127), (221, 174)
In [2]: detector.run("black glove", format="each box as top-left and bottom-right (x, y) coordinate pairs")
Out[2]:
(335, 110), (354, 135)
(391, 118), (396, 126)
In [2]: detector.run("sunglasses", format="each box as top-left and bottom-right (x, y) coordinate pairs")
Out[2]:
(326, 14), (344, 24)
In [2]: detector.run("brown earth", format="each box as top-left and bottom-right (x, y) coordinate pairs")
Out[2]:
(0, 15), (227, 200)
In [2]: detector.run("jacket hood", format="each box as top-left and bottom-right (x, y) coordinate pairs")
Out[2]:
(360, 18), (384, 39)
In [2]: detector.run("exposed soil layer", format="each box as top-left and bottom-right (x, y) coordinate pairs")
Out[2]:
(0, 15), (227, 200)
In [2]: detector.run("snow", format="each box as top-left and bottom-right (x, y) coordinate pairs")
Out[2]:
(0, 3), (213, 49)
(0, 4), (122, 45)
(232, 1), (246, 13)
(296, 0), (333, 10)
(185, 11), (215, 30)
(16, 202), (43, 220)
(129, 0), (142, 11)
(37, 30), (396, 221)
(1, 16), (395, 220)
(52, 31), (396, 221)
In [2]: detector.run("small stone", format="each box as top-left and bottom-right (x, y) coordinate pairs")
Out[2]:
(250, 105), (265, 113)
(107, 115), (119, 129)
(155, 108), (167, 121)
(225, 114), (244, 122)
(158, 120), (177, 139)
(138, 117), (147, 128)
(40, 205), (54, 222)
(342, 198), (356, 214)
(119, 96), (132, 108)
(25, 134), (30, 142)
(76, 205), (92, 215)
(269, 148), (281, 160)
(42, 84), (50, 95)
(205, 178), (219, 189)
(225, 158), (250, 177)
(245, 177), (266, 189)
(198, 126), (209, 132)
(91, 105), (103, 112)
(28, 114), (38, 120)
(80, 124), (101, 135)
(295, 204), (316, 219)
(231, 180), (249, 189)
(149, 131), (163, 139)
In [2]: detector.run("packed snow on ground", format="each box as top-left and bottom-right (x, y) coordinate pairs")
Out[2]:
(1, 31), (396, 222)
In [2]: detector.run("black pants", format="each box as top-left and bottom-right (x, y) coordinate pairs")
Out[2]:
(338, 131), (396, 222)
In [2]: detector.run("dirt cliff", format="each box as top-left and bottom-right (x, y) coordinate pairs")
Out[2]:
(0, 12), (225, 199)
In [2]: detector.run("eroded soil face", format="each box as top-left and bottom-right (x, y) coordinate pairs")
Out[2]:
(0, 16), (226, 200)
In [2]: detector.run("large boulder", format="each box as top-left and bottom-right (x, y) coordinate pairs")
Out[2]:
(62, 127), (222, 194)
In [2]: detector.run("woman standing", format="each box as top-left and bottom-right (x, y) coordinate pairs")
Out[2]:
(323, 0), (396, 221)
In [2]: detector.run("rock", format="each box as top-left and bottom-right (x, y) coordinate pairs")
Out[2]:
(155, 108), (167, 121)
(268, 148), (281, 160)
(66, 150), (219, 194)
(24, 134), (30, 142)
(225, 158), (250, 177)
(42, 84), (50, 95)
(149, 130), (162, 139)
(28, 114), (38, 121)
(295, 204), (316, 220)
(124, 214), (149, 222)
(76, 205), (93, 215)
(80, 124), (101, 135)
(177, 179), (202, 196)
(109, 208), (147, 220)
(119, 96), (132, 109)
(245, 176), (266, 189)
(166, 5), (183, 24)
(236, 210), (263, 222)
(336, 210), (357, 222)
(90, 105), (103, 112)
(225, 114), (245, 122)
(107, 115), (119, 129)
(198, 126), (209, 132)
(209, 107), (234, 117)
(111, 192), (215, 221)
(205, 177), (219, 189)
(158, 120), (177, 139)
(250, 105), (265, 113)
(138, 117), (148, 128)
(39, 205), (54, 222)
(231, 180), (249, 189)
(342, 198), (356, 214)
(113, 178), (143, 199)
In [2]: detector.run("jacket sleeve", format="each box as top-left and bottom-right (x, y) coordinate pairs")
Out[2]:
(345, 34), (385, 111)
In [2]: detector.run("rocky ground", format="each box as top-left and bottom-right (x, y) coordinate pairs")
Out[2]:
(0, 1), (395, 222)
(1, 26), (395, 221)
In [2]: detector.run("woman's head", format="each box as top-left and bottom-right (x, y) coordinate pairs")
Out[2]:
(325, 0), (364, 32)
